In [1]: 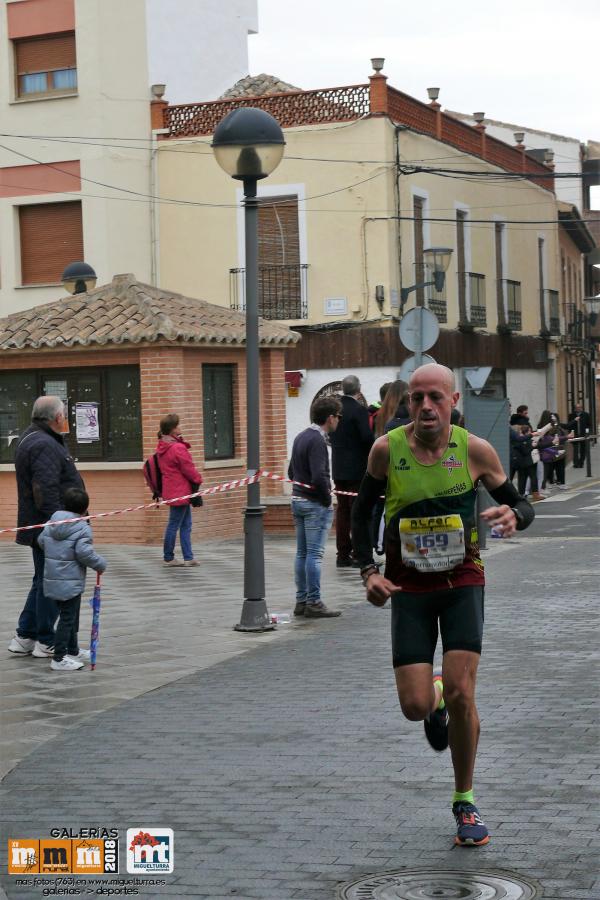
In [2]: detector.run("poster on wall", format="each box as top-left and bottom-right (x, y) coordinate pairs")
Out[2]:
(75, 402), (100, 443)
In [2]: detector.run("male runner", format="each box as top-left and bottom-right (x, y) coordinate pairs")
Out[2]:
(351, 363), (535, 846)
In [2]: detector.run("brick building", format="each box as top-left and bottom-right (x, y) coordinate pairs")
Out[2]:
(0, 273), (297, 544)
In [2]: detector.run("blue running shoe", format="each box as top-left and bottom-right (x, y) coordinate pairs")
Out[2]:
(453, 801), (490, 846)
(423, 671), (448, 751)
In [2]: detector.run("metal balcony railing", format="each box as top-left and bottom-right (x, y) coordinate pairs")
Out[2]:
(414, 262), (447, 322)
(458, 272), (486, 327)
(229, 264), (309, 320)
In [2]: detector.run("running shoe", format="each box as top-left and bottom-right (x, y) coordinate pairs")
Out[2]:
(423, 670), (448, 751)
(453, 801), (490, 846)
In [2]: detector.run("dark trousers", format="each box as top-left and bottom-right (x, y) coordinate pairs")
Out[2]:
(543, 458), (566, 488)
(334, 479), (361, 560)
(573, 440), (586, 467)
(53, 594), (81, 662)
(517, 464), (538, 495)
(17, 543), (58, 647)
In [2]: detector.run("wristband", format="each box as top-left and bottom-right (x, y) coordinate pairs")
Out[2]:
(360, 564), (380, 585)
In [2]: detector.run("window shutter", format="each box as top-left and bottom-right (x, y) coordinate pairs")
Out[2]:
(257, 196), (299, 267)
(15, 32), (76, 74)
(20, 201), (83, 285)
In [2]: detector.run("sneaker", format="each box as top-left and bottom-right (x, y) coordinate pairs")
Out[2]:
(304, 602), (342, 618)
(557, 484), (567, 491)
(336, 558), (353, 568)
(8, 633), (35, 655)
(183, 559), (199, 567)
(293, 601), (306, 617)
(453, 801), (490, 846)
(67, 648), (91, 662)
(32, 641), (54, 658)
(424, 669), (448, 752)
(530, 492), (545, 502)
(163, 559), (184, 567)
(51, 657), (84, 672)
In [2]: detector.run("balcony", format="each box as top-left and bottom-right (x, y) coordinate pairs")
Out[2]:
(413, 262), (447, 322)
(458, 272), (486, 329)
(229, 264), (308, 320)
(498, 279), (522, 332)
(545, 289), (560, 335)
(563, 302), (588, 348)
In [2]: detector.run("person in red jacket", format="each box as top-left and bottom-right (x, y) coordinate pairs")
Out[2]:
(156, 414), (203, 567)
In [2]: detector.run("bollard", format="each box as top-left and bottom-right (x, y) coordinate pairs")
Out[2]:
(585, 430), (592, 477)
(476, 482), (487, 550)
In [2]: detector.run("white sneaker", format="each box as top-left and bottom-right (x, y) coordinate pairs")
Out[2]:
(32, 641), (54, 658)
(163, 559), (184, 567)
(67, 648), (91, 662)
(8, 633), (35, 655)
(51, 657), (84, 672)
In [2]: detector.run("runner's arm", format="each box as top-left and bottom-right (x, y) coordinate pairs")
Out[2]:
(351, 437), (389, 568)
(469, 435), (535, 536)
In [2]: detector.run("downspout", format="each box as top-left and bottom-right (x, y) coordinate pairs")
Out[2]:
(394, 124), (405, 314)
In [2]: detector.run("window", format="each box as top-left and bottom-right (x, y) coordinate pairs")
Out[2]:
(413, 196), (425, 306)
(202, 365), (235, 460)
(14, 32), (77, 98)
(19, 201), (83, 285)
(456, 210), (468, 323)
(0, 367), (141, 463)
(258, 195), (303, 319)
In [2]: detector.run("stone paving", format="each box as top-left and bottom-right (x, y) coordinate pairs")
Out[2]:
(0, 450), (598, 899)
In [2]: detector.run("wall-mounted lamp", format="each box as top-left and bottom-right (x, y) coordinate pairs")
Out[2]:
(371, 57), (385, 74)
(400, 247), (453, 307)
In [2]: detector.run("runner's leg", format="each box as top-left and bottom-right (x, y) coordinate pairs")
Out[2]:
(442, 649), (480, 792)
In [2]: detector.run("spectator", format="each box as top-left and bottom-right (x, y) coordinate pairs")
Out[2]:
(377, 379), (410, 436)
(368, 382), (392, 433)
(38, 487), (107, 672)
(537, 410), (570, 491)
(329, 375), (374, 567)
(288, 397), (342, 619)
(567, 402), (592, 468)
(156, 414), (204, 567)
(510, 405), (531, 427)
(512, 425), (543, 501)
(450, 408), (465, 427)
(8, 396), (85, 659)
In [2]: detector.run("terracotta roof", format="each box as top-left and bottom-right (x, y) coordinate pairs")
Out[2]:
(219, 73), (301, 99)
(0, 274), (300, 351)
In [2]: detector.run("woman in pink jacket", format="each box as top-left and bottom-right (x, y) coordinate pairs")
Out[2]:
(156, 414), (203, 567)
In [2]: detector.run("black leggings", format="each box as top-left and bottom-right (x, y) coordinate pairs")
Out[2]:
(543, 458), (565, 487)
(517, 464), (538, 495)
(53, 594), (81, 661)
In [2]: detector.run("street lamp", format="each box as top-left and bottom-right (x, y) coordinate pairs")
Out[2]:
(400, 246), (453, 307)
(212, 107), (285, 632)
(61, 261), (97, 295)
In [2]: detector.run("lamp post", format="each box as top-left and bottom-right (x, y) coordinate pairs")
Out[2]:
(400, 247), (453, 366)
(212, 107), (285, 632)
(61, 261), (97, 295)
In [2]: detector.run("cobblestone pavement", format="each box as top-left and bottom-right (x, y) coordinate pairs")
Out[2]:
(1, 456), (599, 900)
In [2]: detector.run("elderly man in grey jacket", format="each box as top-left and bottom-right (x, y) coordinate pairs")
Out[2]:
(38, 487), (106, 672)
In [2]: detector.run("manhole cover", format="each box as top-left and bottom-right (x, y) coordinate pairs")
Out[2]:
(338, 869), (538, 899)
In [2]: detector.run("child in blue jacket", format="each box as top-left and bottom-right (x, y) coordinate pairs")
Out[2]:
(38, 487), (107, 672)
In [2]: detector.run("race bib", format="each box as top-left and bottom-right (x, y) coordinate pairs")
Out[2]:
(399, 514), (465, 572)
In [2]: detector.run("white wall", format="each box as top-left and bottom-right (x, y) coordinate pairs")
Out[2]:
(506, 368), (548, 425)
(145, 0), (257, 103)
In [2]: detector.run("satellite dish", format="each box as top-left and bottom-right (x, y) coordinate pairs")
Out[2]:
(398, 354), (436, 382)
(398, 307), (439, 352)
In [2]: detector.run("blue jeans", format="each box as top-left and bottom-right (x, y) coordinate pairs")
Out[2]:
(163, 504), (193, 561)
(292, 499), (334, 604)
(17, 543), (58, 646)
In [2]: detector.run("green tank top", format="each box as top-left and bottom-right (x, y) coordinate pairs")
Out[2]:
(386, 424), (476, 526)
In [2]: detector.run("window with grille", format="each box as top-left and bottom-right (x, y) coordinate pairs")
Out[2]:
(14, 32), (77, 98)
(19, 201), (83, 285)
(257, 195), (302, 319)
(0, 367), (142, 463)
(202, 365), (235, 460)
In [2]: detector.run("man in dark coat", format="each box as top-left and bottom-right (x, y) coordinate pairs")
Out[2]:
(329, 375), (374, 566)
(567, 402), (592, 468)
(8, 396), (85, 657)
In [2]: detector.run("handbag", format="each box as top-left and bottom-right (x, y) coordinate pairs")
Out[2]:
(190, 483), (204, 508)
(530, 448), (540, 465)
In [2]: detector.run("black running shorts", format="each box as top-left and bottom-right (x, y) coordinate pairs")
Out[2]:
(391, 585), (484, 668)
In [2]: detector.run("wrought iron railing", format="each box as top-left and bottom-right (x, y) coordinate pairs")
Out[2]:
(458, 272), (486, 327)
(504, 279), (522, 330)
(229, 264), (309, 320)
(564, 302), (588, 347)
(413, 262), (446, 322)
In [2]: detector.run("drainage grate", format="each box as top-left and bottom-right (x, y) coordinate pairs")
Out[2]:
(337, 868), (539, 899)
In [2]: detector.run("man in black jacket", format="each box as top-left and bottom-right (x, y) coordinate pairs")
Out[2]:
(288, 396), (342, 619)
(8, 396), (85, 657)
(329, 375), (374, 566)
(567, 402), (591, 467)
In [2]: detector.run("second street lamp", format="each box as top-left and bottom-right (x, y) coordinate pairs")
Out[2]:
(212, 108), (285, 632)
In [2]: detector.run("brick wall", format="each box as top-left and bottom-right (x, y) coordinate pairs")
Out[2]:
(0, 343), (290, 545)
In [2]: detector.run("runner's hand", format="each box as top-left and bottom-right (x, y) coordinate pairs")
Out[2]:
(480, 504), (518, 538)
(365, 573), (402, 606)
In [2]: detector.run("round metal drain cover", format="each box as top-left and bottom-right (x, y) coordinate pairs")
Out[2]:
(338, 869), (538, 900)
